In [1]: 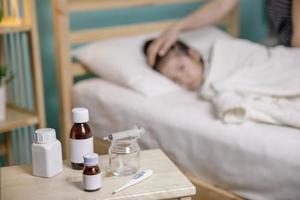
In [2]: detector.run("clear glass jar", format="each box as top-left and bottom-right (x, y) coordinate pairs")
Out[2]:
(109, 137), (140, 176)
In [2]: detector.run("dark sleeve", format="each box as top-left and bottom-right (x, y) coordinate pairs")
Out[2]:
(266, 0), (293, 46)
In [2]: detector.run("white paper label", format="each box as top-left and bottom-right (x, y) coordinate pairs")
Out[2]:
(83, 174), (102, 190)
(70, 137), (93, 163)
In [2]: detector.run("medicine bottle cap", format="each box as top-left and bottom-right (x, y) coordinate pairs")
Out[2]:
(84, 153), (99, 167)
(72, 107), (89, 123)
(35, 128), (57, 144)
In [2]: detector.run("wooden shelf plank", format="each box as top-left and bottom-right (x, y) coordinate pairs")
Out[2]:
(68, 0), (202, 12)
(0, 25), (31, 34)
(0, 21), (31, 34)
(0, 106), (38, 133)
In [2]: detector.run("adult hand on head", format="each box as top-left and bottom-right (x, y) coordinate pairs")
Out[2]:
(147, 25), (181, 66)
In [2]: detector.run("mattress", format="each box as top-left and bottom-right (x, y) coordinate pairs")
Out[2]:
(74, 79), (300, 200)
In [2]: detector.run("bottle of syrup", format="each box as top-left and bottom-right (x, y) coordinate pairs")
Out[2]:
(70, 107), (94, 170)
(83, 153), (102, 192)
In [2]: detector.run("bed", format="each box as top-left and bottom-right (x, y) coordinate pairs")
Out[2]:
(73, 78), (300, 200)
(52, 1), (300, 200)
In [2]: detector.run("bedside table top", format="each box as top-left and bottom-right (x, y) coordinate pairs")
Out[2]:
(1, 149), (195, 200)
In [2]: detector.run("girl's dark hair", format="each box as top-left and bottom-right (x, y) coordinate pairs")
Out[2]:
(143, 39), (190, 71)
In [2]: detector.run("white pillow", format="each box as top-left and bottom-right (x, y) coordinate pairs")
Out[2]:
(180, 26), (232, 59)
(72, 26), (231, 97)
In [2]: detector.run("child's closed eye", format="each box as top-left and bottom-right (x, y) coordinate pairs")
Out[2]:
(172, 77), (180, 84)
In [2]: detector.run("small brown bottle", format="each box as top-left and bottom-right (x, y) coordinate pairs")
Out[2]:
(83, 153), (102, 192)
(70, 107), (94, 170)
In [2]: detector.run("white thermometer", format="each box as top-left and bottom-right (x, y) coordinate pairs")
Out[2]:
(112, 169), (153, 195)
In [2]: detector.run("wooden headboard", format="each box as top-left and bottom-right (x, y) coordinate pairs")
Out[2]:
(52, 0), (240, 159)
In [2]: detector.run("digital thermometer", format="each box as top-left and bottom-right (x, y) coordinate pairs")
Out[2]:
(112, 169), (153, 195)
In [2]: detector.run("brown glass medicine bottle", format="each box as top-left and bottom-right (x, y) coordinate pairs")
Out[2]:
(70, 107), (94, 170)
(83, 153), (102, 192)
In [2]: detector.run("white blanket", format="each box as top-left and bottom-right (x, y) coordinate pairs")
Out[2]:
(200, 39), (300, 128)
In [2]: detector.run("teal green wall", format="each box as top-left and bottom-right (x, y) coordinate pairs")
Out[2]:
(240, 0), (268, 42)
(35, 0), (268, 141)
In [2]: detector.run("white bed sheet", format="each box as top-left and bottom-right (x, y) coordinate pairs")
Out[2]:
(74, 79), (300, 200)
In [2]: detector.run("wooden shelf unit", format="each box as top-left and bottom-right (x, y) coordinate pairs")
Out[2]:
(0, 0), (45, 165)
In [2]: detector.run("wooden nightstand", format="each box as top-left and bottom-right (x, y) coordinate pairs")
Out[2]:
(1, 149), (196, 200)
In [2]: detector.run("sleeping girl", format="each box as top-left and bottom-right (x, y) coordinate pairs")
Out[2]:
(143, 38), (300, 129)
(143, 39), (204, 91)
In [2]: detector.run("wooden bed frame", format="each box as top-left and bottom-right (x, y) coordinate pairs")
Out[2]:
(52, 0), (244, 199)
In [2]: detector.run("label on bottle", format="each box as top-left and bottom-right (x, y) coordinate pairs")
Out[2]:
(83, 173), (102, 191)
(70, 137), (93, 163)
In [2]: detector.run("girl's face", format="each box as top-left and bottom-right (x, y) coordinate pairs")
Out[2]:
(159, 51), (204, 91)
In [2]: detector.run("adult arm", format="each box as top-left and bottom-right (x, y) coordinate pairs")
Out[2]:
(291, 0), (300, 47)
(176, 0), (239, 32)
(147, 0), (239, 66)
